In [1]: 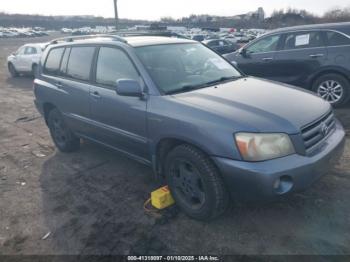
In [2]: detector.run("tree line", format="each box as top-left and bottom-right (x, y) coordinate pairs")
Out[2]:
(0, 7), (349, 30)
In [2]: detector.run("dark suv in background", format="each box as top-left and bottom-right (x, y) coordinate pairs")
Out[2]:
(225, 22), (350, 107)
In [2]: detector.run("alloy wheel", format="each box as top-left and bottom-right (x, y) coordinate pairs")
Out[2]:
(317, 80), (344, 104)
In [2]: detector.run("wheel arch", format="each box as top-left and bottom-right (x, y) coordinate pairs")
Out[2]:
(153, 137), (216, 180)
(7, 61), (15, 69)
(309, 68), (350, 89)
(43, 102), (56, 125)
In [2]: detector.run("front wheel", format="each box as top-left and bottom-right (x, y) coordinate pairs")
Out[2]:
(312, 73), (350, 107)
(165, 144), (229, 220)
(47, 108), (80, 152)
(8, 63), (19, 77)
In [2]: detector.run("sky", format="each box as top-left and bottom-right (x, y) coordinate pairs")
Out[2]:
(0, 0), (349, 21)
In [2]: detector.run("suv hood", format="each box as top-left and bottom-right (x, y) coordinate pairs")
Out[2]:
(172, 77), (331, 134)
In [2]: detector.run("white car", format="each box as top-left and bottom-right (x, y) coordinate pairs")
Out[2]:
(7, 43), (48, 77)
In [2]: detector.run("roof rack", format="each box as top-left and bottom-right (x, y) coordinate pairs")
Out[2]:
(49, 34), (127, 45)
(111, 30), (185, 38)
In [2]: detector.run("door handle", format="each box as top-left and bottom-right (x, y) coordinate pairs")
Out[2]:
(55, 82), (63, 89)
(91, 91), (101, 99)
(262, 57), (273, 61)
(309, 54), (324, 58)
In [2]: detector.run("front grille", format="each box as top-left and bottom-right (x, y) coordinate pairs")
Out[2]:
(301, 110), (336, 153)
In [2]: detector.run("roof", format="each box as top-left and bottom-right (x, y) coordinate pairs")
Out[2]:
(123, 36), (195, 47)
(24, 42), (50, 49)
(268, 22), (350, 35)
(48, 35), (196, 49)
(25, 42), (49, 47)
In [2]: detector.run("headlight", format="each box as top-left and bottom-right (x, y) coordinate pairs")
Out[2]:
(235, 133), (295, 161)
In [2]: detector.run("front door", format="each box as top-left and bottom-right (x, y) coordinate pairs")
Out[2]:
(235, 34), (282, 80)
(12, 46), (26, 71)
(89, 46), (148, 161)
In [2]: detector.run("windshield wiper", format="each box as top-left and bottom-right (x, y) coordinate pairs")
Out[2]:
(203, 76), (241, 86)
(166, 76), (243, 95)
(166, 84), (201, 95)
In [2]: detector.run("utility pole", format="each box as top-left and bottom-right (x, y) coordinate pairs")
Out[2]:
(113, 0), (119, 31)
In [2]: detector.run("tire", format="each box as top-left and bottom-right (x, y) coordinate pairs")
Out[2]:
(32, 64), (38, 77)
(165, 144), (229, 220)
(47, 108), (80, 152)
(8, 63), (19, 77)
(312, 73), (350, 107)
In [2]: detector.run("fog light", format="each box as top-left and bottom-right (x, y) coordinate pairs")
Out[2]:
(273, 175), (293, 194)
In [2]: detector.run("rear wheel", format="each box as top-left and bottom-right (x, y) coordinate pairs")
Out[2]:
(165, 144), (229, 220)
(8, 63), (19, 77)
(312, 73), (350, 107)
(47, 108), (80, 152)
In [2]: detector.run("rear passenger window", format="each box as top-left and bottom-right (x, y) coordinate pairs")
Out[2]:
(326, 31), (350, 46)
(96, 47), (139, 86)
(282, 31), (324, 50)
(44, 48), (64, 75)
(66, 47), (95, 81)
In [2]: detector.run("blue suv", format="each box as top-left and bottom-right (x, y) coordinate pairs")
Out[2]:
(34, 35), (345, 220)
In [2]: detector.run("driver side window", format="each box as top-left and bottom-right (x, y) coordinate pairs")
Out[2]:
(246, 35), (281, 54)
(16, 47), (25, 55)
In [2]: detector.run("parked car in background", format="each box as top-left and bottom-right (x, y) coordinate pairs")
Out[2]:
(0, 28), (49, 38)
(202, 39), (239, 55)
(225, 22), (350, 107)
(2, 30), (18, 38)
(34, 35), (344, 220)
(7, 43), (48, 77)
(192, 34), (205, 41)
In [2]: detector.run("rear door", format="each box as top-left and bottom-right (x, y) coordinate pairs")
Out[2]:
(44, 46), (96, 135)
(273, 30), (327, 87)
(235, 34), (282, 79)
(89, 46), (148, 161)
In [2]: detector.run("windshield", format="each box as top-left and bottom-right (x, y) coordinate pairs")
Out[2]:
(135, 43), (241, 94)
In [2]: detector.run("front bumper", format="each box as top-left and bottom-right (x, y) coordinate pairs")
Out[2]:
(212, 120), (345, 201)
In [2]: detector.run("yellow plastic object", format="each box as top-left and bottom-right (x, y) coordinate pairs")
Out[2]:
(151, 186), (175, 209)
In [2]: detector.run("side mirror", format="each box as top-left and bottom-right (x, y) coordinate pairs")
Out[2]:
(239, 48), (248, 57)
(115, 79), (143, 97)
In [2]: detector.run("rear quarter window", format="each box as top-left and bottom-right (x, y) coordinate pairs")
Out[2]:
(66, 46), (95, 81)
(43, 48), (65, 75)
(326, 31), (350, 46)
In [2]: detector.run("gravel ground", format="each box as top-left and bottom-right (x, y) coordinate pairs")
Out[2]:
(0, 34), (350, 256)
